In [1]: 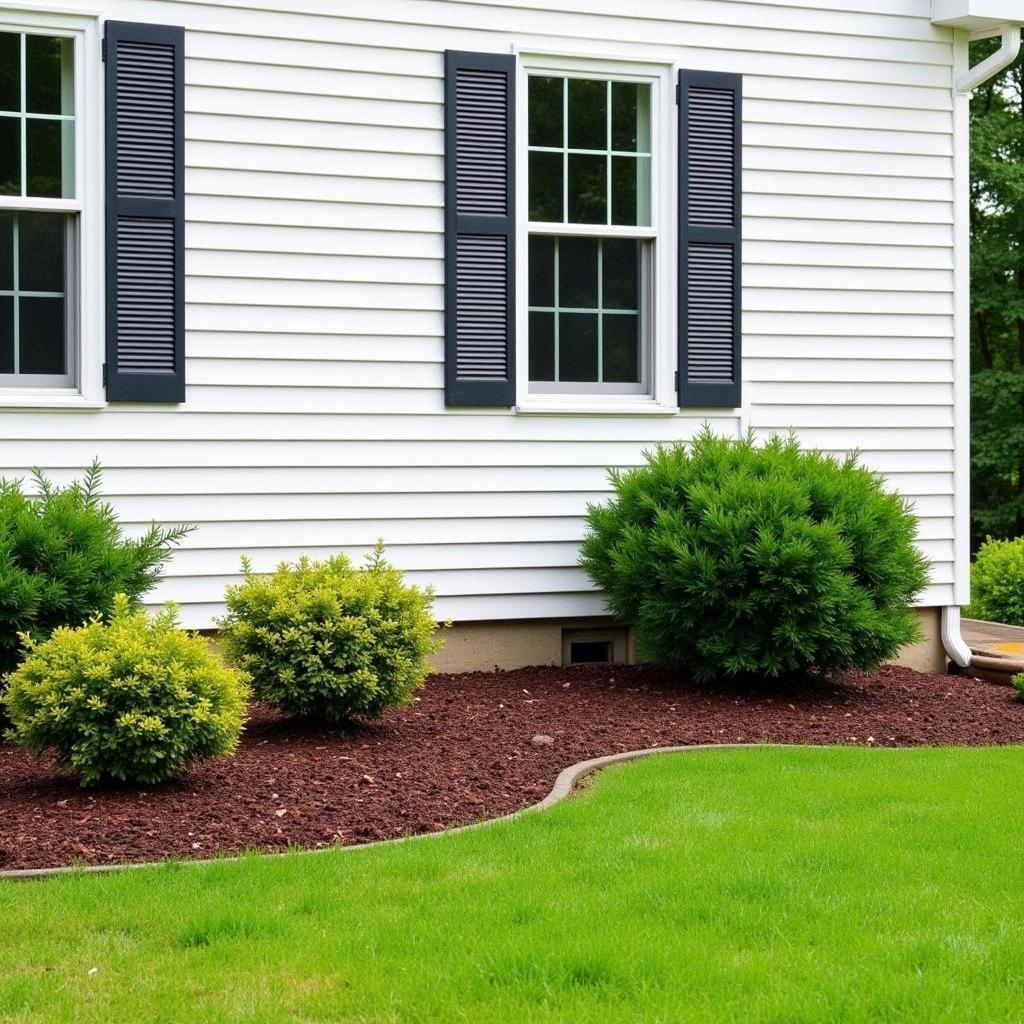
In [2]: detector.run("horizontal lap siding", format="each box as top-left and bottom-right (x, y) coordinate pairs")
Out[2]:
(14, 0), (956, 622)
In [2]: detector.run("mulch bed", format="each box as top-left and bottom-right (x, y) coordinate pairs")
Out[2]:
(2, 662), (1023, 871)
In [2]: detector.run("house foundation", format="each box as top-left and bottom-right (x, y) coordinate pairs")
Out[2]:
(430, 607), (947, 676)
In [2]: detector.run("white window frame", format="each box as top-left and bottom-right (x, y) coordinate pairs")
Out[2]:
(0, 7), (103, 408)
(515, 51), (678, 415)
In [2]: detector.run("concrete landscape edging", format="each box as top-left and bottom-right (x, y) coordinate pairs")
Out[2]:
(0, 743), (764, 882)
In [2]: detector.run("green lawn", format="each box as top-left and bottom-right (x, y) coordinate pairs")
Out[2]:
(2, 746), (1023, 1023)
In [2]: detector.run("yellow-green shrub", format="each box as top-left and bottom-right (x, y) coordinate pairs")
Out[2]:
(218, 545), (442, 723)
(3, 595), (249, 787)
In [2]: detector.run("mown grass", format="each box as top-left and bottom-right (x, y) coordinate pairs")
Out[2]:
(2, 745), (1023, 1023)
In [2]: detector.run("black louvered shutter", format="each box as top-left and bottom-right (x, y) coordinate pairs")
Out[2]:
(678, 70), (742, 409)
(443, 51), (515, 406)
(104, 22), (185, 402)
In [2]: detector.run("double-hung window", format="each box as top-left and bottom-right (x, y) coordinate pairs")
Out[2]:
(445, 53), (740, 411)
(0, 29), (77, 389)
(526, 71), (655, 396)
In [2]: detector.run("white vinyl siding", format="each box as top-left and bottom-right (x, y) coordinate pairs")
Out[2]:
(2, 0), (959, 623)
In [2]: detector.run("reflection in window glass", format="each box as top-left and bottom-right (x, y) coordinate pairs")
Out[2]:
(0, 32), (75, 387)
(528, 75), (562, 148)
(527, 75), (650, 227)
(0, 33), (19, 112)
(0, 295), (12, 374)
(527, 236), (642, 387)
(567, 78), (606, 150)
(0, 212), (70, 379)
(0, 33), (75, 198)
(26, 35), (73, 116)
(0, 117), (19, 195)
(528, 150), (562, 222)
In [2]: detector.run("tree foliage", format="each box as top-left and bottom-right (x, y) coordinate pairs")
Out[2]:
(970, 39), (1024, 547)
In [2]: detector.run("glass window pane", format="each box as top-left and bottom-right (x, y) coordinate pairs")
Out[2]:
(19, 213), (65, 293)
(559, 237), (598, 309)
(567, 79), (606, 151)
(0, 116), (20, 195)
(529, 150), (563, 222)
(528, 76), (563, 148)
(0, 33), (20, 112)
(603, 239), (639, 310)
(529, 311), (555, 381)
(603, 314), (639, 383)
(611, 82), (650, 153)
(611, 155), (650, 227)
(0, 212), (12, 290)
(27, 117), (73, 198)
(567, 154), (606, 224)
(26, 35), (72, 116)
(529, 235), (555, 307)
(0, 295), (12, 374)
(559, 312), (597, 381)
(19, 295), (65, 374)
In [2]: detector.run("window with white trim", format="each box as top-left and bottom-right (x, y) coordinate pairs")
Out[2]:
(527, 73), (654, 395)
(0, 29), (77, 388)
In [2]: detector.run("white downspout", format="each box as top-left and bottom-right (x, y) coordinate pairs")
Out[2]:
(942, 606), (973, 669)
(956, 23), (1021, 93)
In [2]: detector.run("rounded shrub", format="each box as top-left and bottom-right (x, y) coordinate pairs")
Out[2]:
(1013, 672), (1024, 702)
(217, 545), (443, 723)
(580, 429), (930, 682)
(3, 595), (249, 787)
(964, 536), (1024, 627)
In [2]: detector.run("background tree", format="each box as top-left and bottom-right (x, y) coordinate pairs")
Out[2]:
(970, 38), (1024, 548)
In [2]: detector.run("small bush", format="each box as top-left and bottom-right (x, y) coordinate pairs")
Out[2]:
(1013, 672), (1024, 702)
(218, 545), (442, 723)
(964, 536), (1024, 627)
(3, 596), (249, 787)
(0, 461), (193, 680)
(580, 429), (930, 682)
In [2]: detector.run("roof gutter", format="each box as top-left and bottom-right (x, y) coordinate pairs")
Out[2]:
(956, 22), (1022, 93)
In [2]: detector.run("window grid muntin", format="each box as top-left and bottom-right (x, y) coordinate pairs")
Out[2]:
(0, 32), (75, 200)
(0, 213), (67, 375)
(528, 236), (642, 385)
(527, 72), (654, 392)
(528, 75), (651, 228)
(0, 28), (78, 389)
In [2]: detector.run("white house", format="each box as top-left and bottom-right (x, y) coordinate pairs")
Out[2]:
(0, 0), (1018, 673)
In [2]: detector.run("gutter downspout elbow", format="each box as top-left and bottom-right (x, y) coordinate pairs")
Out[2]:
(957, 23), (1022, 94)
(942, 606), (972, 669)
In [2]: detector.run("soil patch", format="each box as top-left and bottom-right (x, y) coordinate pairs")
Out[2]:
(2, 663), (1022, 871)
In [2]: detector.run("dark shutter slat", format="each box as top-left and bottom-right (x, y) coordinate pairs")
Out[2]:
(678, 69), (742, 409)
(105, 21), (185, 403)
(444, 50), (515, 407)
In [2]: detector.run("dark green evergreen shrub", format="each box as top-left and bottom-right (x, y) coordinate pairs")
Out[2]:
(580, 429), (930, 681)
(218, 545), (442, 722)
(964, 536), (1024, 626)
(0, 462), (193, 680)
(3, 596), (249, 787)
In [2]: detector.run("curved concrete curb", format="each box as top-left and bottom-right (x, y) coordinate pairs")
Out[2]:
(0, 742), (760, 883)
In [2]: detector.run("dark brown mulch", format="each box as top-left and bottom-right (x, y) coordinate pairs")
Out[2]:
(2, 663), (1023, 871)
